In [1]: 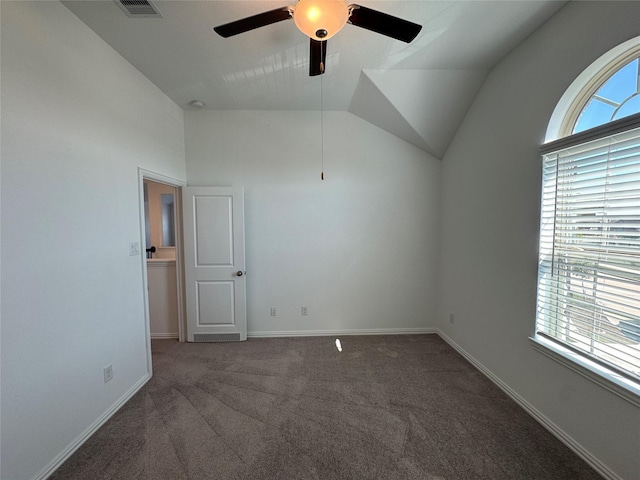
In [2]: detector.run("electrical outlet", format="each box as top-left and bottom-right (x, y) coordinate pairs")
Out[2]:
(270, 307), (277, 316)
(449, 313), (455, 324)
(104, 364), (113, 383)
(301, 306), (308, 316)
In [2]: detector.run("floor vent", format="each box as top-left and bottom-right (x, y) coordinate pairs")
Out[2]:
(193, 333), (241, 343)
(114, 0), (162, 18)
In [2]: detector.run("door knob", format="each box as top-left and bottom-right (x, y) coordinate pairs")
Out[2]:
(236, 271), (244, 277)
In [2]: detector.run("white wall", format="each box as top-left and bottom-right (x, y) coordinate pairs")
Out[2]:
(147, 261), (179, 338)
(438, 2), (640, 479)
(185, 111), (441, 336)
(0, 2), (186, 479)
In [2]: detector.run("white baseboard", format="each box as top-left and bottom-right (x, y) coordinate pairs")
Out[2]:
(31, 373), (151, 480)
(248, 327), (437, 338)
(150, 332), (179, 339)
(436, 330), (623, 480)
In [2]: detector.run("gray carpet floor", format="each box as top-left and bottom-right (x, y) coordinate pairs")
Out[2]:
(50, 335), (602, 479)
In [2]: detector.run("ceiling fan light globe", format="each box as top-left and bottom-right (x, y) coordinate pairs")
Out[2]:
(293, 0), (349, 41)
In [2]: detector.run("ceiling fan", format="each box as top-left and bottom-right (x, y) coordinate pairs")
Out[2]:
(213, 0), (422, 76)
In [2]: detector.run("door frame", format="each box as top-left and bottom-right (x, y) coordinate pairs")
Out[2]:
(137, 169), (186, 369)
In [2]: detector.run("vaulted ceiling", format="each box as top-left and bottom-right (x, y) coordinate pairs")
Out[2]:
(62, 0), (566, 158)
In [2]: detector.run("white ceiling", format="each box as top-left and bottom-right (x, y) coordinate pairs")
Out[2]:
(62, 0), (567, 157)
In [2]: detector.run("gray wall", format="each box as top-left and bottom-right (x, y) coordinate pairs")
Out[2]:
(185, 110), (441, 336)
(1, 2), (186, 479)
(438, 2), (640, 479)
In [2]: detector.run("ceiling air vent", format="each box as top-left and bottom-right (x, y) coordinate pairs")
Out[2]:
(114, 0), (162, 18)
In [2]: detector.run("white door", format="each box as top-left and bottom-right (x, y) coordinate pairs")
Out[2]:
(182, 187), (247, 342)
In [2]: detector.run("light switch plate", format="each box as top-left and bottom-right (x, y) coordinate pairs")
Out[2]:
(104, 364), (113, 383)
(129, 241), (140, 256)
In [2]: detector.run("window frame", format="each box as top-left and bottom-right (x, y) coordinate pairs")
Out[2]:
(533, 112), (640, 407)
(561, 46), (640, 137)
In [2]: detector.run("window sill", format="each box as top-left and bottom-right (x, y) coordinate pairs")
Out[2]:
(529, 335), (640, 408)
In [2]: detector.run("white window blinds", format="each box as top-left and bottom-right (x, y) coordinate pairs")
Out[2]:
(536, 126), (640, 381)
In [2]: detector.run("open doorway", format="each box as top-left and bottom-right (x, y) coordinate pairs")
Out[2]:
(138, 169), (185, 369)
(144, 178), (179, 339)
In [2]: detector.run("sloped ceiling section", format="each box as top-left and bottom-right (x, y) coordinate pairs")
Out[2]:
(349, 69), (487, 159)
(60, 0), (568, 159)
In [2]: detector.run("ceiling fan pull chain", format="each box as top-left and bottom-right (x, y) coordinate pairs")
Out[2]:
(320, 43), (325, 181)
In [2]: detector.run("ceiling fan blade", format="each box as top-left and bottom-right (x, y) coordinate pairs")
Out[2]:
(214, 7), (293, 38)
(348, 4), (422, 43)
(309, 38), (327, 76)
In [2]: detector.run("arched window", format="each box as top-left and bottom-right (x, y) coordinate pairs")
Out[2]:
(572, 54), (640, 133)
(533, 41), (640, 402)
